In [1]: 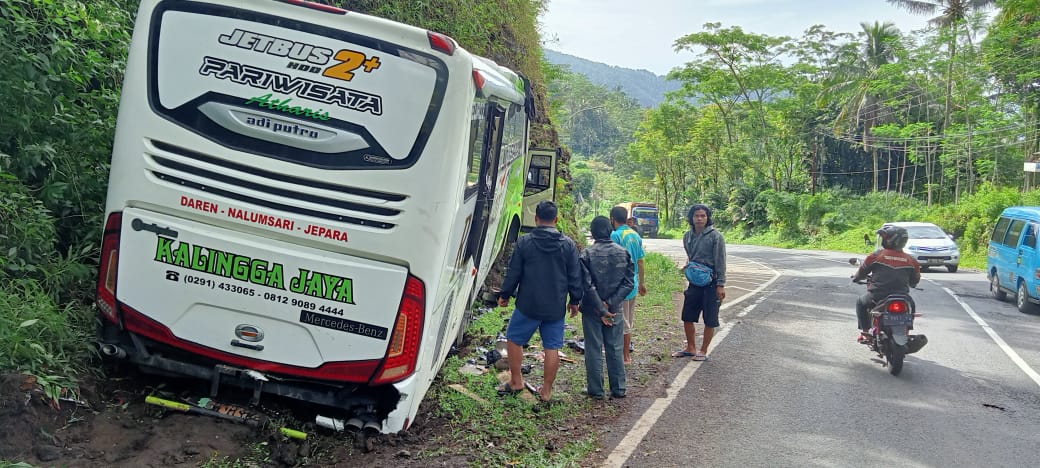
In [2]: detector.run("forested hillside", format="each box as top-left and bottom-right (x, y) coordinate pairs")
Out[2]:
(560, 0), (1040, 267)
(544, 49), (681, 107)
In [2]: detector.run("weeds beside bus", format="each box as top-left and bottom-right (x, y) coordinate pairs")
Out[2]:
(95, 0), (534, 434)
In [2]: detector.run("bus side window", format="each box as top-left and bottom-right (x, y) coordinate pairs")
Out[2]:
(465, 101), (488, 198)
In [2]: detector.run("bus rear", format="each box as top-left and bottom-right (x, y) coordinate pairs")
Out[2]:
(95, 0), (523, 433)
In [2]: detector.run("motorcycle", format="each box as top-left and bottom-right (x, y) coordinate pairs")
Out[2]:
(853, 278), (928, 376)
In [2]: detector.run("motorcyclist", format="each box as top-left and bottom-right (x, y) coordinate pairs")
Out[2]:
(851, 225), (922, 342)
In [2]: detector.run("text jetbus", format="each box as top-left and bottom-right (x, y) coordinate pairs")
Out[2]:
(96, 0), (535, 434)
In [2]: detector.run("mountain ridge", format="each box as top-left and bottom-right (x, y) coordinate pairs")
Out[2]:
(543, 49), (681, 108)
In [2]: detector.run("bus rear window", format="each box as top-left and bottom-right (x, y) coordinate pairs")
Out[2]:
(149, 3), (447, 169)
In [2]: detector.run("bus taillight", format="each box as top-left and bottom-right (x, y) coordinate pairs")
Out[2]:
(428, 31), (456, 55)
(96, 211), (123, 326)
(373, 275), (425, 384)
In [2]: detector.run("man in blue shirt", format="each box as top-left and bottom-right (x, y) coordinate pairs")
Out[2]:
(610, 206), (646, 365)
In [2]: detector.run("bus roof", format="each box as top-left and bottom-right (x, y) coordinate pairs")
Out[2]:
(472, 56), (524, 105)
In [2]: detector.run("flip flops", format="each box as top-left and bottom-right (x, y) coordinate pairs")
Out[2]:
(496, 382), (523, 396)
(672, 350), (696, 358)
(533, 386), (559, 407)
(692, 353), (708, 361)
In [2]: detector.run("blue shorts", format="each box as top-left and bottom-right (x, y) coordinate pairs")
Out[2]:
(506, 308), (566, 350)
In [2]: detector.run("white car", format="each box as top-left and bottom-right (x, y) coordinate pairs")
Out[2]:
(882, 222), (961, 273)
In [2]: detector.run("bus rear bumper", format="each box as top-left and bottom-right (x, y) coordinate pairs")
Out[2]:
(98, 317), (408, 432)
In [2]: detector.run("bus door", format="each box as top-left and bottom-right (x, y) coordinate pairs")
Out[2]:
(466, 103), (505, 270)
(521, 147), (558, 230)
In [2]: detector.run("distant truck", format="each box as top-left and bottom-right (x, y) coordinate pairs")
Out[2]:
(616, 202), (659, 238)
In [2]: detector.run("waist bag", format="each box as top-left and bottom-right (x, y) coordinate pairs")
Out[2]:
(684, 261), (714, 287)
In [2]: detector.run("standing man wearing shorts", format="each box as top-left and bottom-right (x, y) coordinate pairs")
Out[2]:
(610, 206), (646, 365)
(672, 204), (727, 361)
(497, 201), (583, 402)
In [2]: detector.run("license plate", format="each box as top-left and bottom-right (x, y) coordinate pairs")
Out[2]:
(882, 313), (913, 326)
(927, 258), (944, 264)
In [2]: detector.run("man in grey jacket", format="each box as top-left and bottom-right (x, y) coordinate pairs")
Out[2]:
(578, 216), (634, 399)
(672, 204), (727, 361)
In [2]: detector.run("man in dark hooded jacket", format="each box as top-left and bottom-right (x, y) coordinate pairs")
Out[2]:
(578, 216), (634, 399)
(497, 201), (583, 402)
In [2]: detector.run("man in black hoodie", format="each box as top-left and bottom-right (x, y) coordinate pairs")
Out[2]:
(497, 201), (583, 402)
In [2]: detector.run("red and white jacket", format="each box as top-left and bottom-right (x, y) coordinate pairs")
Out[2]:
(853, 248), (921, 295)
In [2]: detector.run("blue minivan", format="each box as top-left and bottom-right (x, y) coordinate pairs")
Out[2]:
(987, 206), (1040, 312)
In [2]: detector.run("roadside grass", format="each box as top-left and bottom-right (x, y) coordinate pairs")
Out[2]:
(422, 252), (684, 466)
(200, 442), (272, 468)
(0, 279), (97, 405)
(0, 252), (684, 468)
(626, 253), (688, 375)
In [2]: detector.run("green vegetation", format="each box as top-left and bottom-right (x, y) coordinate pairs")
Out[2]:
(424, 252), (684, 466)
(722, 185), (1040, 269)
(0, 0), (134, 401)
(0, 0), (1035, 463)
(551, 0), (1039, 259)
(199, 443), (273, 468)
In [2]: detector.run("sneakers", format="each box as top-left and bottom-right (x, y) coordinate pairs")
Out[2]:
(857, 332), (872, 344)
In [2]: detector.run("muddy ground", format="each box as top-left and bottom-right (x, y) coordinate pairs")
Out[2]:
(1, 248), (688, 467)
(0, 326), (686, 467)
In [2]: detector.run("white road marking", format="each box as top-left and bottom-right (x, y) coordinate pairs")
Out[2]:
(942, 286), (1040, 389)
(603, 256), (780, 468)
(725, 285), (756, 292)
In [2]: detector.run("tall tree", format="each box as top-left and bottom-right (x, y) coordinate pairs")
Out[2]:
(886, 0), (997, 132)
(983, 0), (1040, 171)
(826, 21), (902, 192)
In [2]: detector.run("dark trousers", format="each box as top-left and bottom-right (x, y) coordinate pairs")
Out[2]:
(856, 291), (886, 331)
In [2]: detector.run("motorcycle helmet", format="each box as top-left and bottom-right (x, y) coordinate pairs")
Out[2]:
(877, 225), (909, 250)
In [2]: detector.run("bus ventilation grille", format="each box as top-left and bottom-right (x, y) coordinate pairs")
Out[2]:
(146, 140), (405, 230)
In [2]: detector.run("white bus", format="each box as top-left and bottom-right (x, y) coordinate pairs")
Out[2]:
(95, 0), (535, 434)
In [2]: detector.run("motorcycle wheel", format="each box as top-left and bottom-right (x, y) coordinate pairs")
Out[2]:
(887, 344), (906, 376)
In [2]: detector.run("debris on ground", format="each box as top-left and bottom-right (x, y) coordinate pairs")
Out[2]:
(447, 384), (490, 405)
(484, 349), (503, 366)
(459, 363), (487, 376)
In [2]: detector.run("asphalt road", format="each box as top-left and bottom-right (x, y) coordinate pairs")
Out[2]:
(608, 241), (1040, 467)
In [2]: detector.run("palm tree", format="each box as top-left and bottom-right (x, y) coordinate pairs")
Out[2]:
(886, 0), (997, 130)
(828, 21), (901, 192)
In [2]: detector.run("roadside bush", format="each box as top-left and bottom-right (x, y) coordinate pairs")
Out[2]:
(0, 0), (134, 254)
(0, 172), (58, 278)
(725, 182), (767, 236)
(0, 172), (96, 304)
(0, 279), (96, 401)
(798, 192), (836, 235)
(761, 190), (800, 239)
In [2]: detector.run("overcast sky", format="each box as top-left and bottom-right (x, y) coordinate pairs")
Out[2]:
(540, 0), (934, 76)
